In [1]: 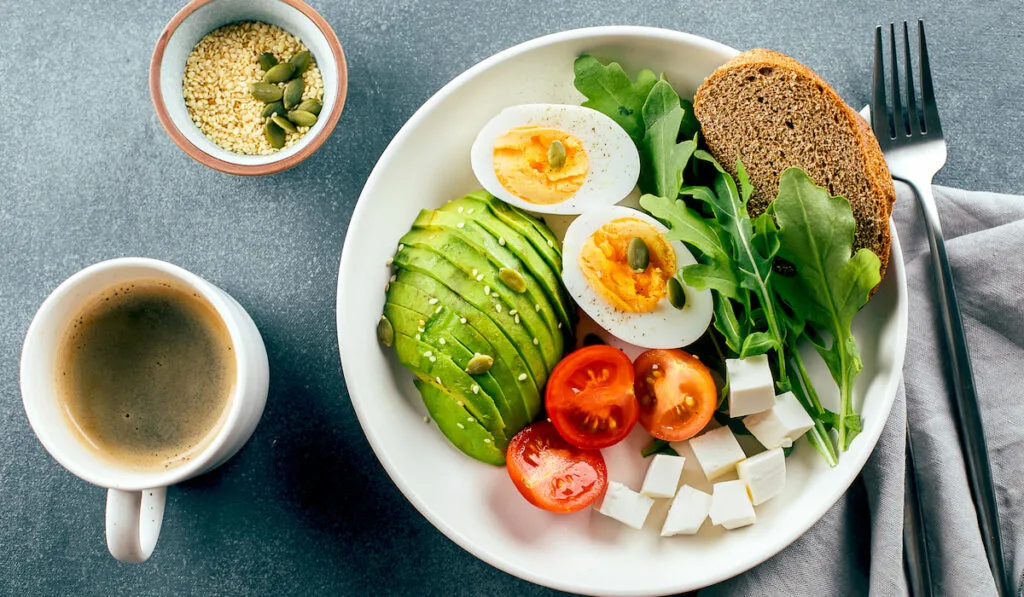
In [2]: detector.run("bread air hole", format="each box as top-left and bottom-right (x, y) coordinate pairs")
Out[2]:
(758, 67), (774, 76)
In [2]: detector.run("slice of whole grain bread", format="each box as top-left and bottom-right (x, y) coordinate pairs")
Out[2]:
(694, 48), (896, 281)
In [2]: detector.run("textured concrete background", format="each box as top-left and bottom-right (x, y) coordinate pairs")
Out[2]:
(0, 0), (1021, 595)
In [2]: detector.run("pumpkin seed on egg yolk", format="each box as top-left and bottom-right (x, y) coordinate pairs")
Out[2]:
(578, 217), (676, 313)
(492, 127), (588, 205)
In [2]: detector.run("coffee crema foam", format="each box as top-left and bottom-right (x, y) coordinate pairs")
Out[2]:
(55, 280), (235, 472)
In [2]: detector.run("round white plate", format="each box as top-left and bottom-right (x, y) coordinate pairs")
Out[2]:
(337, 26), (908, 596)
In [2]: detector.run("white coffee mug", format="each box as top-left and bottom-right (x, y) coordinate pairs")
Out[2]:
(20, 258), (270, 563)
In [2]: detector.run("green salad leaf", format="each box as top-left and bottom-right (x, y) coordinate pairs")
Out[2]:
(773, 168), (880, 450)
(573, 55), (656, 145)
(640, 80), (697, 199)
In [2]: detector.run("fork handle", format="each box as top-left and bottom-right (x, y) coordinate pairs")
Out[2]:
(903, 179), (1011, 596)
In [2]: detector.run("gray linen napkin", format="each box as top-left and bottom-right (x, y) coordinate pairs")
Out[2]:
(700, 183), (1024, 597)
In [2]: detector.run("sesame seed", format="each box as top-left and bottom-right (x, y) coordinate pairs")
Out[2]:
(476, 274), (484, 282)
(535, 304), (541, 312)
(390, 274), (397, 282)
(386, 257), (393, 266)
(459, 317), (467, 324)
(424, 351), (433, 357)
(514, 314), (520, 324)
(472, 385), (480, 394)
(509, 309), (517, 315)
(457, 423), (465, 429)
(483, 438), (492, 444)
(467, 417), (474, 423)
(547, 240), (554, 247)
(423, 416), (430, 423)
(518, 373), (527, 381)
(439, 338), (446, 345)
(435, 376), (442, 384)
(495, 303), (502, 313)
(467, 208), (474, 214)
(558, 322), (562, 329)
(457, 206), (464, 213)
(415, 334), (421, 340)
(428, 297), (438, 305)
(398, 243), (405, 251)
(472, 269), (478, 276)
(533, 338), (538, 345)
(434, 305), (442, 314)
(417, 327), (425, 333)
(498, 237), (506, 246)
(429, 356), (436, 362)
(418, 319), (425, 326)
(457, 400), (464, 406)
(457, 222), (465, 229)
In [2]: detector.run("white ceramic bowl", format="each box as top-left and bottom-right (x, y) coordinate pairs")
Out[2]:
(337, 26), (908, 595)
(150, 0), (347, 175)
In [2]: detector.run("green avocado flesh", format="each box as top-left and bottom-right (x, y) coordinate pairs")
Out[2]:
(383, 192), (569, 465)
(414, 379), (506, 466)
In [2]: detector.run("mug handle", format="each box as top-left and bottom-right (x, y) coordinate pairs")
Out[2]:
(105, 487), (167, 562)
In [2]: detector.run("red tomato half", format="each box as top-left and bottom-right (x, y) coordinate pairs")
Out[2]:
(545, 345), (638, 449)
(506, 421), (608, 513)
(633, 349), (717, 441)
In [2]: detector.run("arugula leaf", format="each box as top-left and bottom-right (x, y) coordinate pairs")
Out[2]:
(641, 438), (679, 458)
(640, 80), (697, 198)
(679, 97), (701, 141)
(573, 55), (657, 145)
(772, 168), (881, 451)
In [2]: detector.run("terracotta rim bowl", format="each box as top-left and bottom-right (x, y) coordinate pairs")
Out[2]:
(149, 0), (348, 175)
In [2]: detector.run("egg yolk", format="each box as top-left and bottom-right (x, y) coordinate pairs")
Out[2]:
(578, 218), (677, 313)
(492, 127), (588, 205)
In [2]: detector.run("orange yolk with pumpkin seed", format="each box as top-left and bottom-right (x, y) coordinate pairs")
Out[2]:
(493, 127), (588, 205)
(578, 218), (676, 313)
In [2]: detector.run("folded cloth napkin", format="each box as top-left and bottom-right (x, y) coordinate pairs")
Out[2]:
(700, 183), (1024, 597)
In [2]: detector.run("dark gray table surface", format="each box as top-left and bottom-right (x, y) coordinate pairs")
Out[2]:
(2, 0), (1021, 595)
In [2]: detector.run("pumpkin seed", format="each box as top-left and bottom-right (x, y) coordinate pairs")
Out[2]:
(283, 78), (304, 109)
(258, 52), (278, 71)
(296, 98), (322, 116)
(264, 62), (295, 83)
(376, 316), (394, 347)
(264, 120), (285, 148)
(547, 139), (566, 169)
(667, 277), (687, 309)
(261, 101), (285, 118)
(465, 353), (494, 375)
(498, 268), (527, 293)
(251, 82), (282, 102)
(287, 110), (317, 127)
(627, 237), (649, 273)
(272, 115), (298, 134)
(289, 50), (312, 74)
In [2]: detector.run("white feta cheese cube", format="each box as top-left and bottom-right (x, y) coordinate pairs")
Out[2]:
(595, 481), (655, 529)
(710, 480), (756, 530)
(726, 355), (776, 417)
(661, 485), (712, 536)
(743, 391), (814, 449)
(640, 454), (686, 498)
(689, 426), (746, 480)
(737, 447), (787, 505)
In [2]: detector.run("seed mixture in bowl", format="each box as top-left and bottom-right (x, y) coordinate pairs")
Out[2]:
(183, 21), (324, 155)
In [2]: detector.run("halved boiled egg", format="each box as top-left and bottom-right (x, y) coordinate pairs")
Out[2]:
(470, 104), (640, 215)
(561, 206), (713, 348)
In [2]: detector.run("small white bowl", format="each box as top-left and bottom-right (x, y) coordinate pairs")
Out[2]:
(150, 0), (348, 175)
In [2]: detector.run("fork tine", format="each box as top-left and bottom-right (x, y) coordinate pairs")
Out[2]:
(888, 23), (906, 136)
(872, 26), (891, 141)
(902, 21), (921, 135)
(919, 20), (943, 136)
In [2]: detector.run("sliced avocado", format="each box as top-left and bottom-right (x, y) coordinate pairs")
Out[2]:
(419, 206), (572, 332)
(410, 210), (564, 335)
(392, 332), (507, 445)
(396, 230), (562, 370)
(389, 275), (543, 419)
(384, 301), (530, 434)
(414, 379), (506, 465)
(456, 191), (563, 277)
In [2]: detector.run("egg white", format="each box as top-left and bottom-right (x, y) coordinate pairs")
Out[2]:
(561, 206), (713, 349)
(470, 104), (640, 215)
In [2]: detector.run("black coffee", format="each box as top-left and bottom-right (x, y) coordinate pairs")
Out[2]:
(56, 281), (235, 471)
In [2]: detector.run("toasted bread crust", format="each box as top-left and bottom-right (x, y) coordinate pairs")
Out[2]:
(694, 48), (896, 281)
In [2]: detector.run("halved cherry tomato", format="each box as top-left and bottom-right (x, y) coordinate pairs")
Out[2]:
(506, 421), (608, 513)
(633, 349), (717, 441)
(545, 345), (638, 449)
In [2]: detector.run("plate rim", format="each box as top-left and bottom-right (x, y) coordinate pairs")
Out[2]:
(337, 25), (910, 595)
